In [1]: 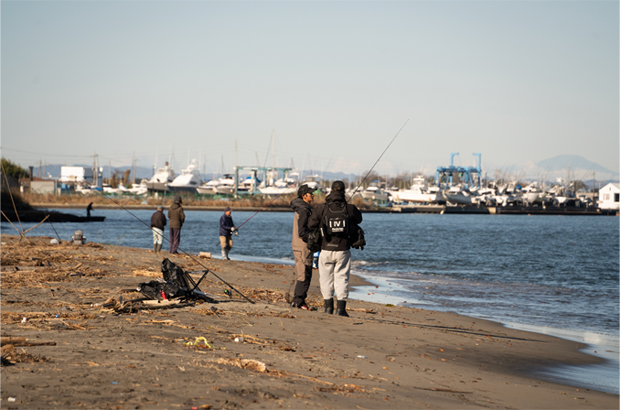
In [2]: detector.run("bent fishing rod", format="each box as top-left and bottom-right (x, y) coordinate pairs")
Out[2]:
(347, 119), (409, 200)
(97, 192), (255, 304)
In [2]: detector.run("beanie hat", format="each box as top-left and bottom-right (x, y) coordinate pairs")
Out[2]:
(224, 206), (232, 212)
(174, 195), (182, 204)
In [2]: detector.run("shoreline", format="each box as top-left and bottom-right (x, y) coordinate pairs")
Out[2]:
(1, 234), (618, 408)
(28, 202), (620, 216)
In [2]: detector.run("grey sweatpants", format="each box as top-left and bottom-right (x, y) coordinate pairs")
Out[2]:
(318, 250), (351, 301)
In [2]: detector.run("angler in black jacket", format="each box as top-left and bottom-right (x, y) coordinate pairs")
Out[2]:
(308, 180), (362, 317)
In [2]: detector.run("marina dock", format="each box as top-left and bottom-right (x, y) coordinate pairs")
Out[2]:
(389, 204), (618, 216)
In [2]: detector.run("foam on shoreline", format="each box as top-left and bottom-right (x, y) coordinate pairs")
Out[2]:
(350, 272), (620, 395)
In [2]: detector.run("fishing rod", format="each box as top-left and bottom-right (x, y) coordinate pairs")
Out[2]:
(212, 192), (287, 247)
(97, 192), (255, 304)
(347, 119), (409, 200)
(222, 119), (408, 235)
(237, 193), (286, 230)
(47, 219), (62, 243)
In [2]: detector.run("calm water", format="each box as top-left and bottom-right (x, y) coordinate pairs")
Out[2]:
(3, 208), (619, 392)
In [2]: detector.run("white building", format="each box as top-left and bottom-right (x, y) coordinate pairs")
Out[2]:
(598, 182), (619, 210)
(60, 166), (93, 185)
(30, 180), (59, 194)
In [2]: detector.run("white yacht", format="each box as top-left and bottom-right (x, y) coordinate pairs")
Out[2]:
(213, 174), (236, 195)
(361, 181), (389, 202)
(392, 175), (438, 203)
(443, 185), (474, 205)
(146, 162), (175, 193)
(167, 160), (202, 193)
(196, 179), (219, 195)
(259, 172), (300, 196)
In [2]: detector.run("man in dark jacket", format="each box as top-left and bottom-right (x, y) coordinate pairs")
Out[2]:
(308, 180), (362, 317)
(150, 206), (167, 253)
(290, 184), (315, 309)
(168, 196), (185, 254)
(219, 207), (236, 260)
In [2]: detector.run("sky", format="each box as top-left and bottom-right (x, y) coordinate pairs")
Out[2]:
(1, 0), (618, 178)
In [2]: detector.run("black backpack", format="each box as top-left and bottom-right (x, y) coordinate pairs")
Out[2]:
(323, 202), (350, 237)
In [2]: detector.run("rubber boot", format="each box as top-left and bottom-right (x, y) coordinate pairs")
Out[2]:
(154, 243), (158, 252)
(224, 248), (231, 260)
(324, 298), (334, 314)
(221, 248), (227, 259)
(335, 300), (349, 317)
(157, 243), (162, 253)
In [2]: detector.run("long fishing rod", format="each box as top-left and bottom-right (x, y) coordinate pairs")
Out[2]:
(237, 193), (286, 230)
(224, 119), (408, 233)
(97, 192), (255, 304)
(347, 119), (409, 200)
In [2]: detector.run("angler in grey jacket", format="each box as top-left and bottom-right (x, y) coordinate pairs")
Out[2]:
(290, 184), (315, 309)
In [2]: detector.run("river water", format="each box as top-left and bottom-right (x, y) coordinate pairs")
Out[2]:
(2, 208), (618, 393)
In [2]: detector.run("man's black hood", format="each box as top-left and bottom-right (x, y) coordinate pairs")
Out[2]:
(291, 197), (312, 214)
(325, 189), (346, 204)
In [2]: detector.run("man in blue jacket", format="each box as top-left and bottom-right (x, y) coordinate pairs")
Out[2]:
(219, 207), (236, 260)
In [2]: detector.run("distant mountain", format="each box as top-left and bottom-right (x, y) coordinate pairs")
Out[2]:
(536, 155), (617, 175)
(521, 155), (619, 184)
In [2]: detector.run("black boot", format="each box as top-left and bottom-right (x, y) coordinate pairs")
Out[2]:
(324, 298), (334, 314)
(335, 300), (349, 317)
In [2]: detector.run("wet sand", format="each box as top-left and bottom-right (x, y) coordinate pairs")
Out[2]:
(1, 234), (618, 409)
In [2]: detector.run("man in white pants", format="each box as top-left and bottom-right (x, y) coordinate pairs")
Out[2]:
(150, 206), (166, 253)
(308, 181), (362, 317)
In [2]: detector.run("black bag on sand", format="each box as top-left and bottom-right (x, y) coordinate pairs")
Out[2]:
(137, 280), (167, 300)
(161, 258), (192, 292)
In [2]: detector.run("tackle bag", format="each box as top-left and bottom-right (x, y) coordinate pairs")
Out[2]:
(306, 229), (322, 253)
(137, 259), (192, 300)
(350, 226), (366, 250)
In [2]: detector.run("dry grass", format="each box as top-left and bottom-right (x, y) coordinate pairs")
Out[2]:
(20, 191), (375, 210)
(1, 346), (51, 364)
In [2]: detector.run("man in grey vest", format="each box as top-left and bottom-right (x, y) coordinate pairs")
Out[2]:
(290, 184), (315, 309)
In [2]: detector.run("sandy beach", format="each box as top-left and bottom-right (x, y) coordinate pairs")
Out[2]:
(1, 234), (618, 409)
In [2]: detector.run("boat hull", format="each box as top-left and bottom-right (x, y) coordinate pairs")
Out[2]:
(145, 182), (170, 193)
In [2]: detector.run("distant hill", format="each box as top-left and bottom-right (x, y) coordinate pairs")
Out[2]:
(536, 155), (617, 175)
(31, 155), (619, 186)
(519, 155), (619, 185)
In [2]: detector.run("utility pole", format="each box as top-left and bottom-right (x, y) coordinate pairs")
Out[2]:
(592, 171), (596, 204)
(132, 154), (137, 188)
